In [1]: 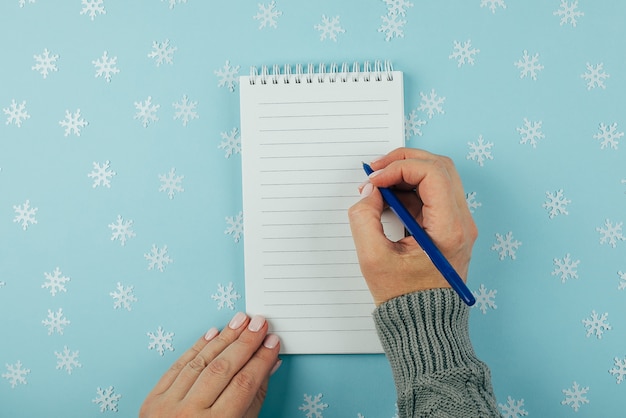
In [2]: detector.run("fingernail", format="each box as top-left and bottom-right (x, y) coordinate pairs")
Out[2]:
(248, 315), (266, 332)
(204, 327), (219, 341)
(263, 334), (280, 349)
(360, 182), (374, 198)
(228, 312), (247, 329)
(270, 359), (282, 376)
(368, 169), (383, 179)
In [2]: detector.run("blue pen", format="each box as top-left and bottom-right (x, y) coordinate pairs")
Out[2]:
(362, 162), (476, 306)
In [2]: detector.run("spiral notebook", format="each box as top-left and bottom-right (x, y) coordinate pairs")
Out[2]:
(239, 61), (405, 354)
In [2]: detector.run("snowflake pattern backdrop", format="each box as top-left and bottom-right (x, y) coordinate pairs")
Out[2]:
(1, 1), (625, 417)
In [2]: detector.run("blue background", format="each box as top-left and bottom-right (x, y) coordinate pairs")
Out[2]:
(1, 1), (625, 417)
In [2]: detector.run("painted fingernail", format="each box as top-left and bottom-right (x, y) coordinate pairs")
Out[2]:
(204, 327), (219, 341)
(228, 312), (247, 329)
(248, 315), (266, 332)
(263, 334), (280, 349)
(368, 169), (383, 179)
(360, 182), (374, 198)
(270, 359), (282, 376)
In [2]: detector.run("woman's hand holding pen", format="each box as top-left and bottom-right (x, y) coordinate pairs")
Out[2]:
(348, 147), (478, 306)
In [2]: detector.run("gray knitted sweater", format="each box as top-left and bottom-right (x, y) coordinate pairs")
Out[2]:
(373, 289), (501, 418)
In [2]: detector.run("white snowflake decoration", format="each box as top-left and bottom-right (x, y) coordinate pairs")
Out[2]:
(543, 189), (571, 219)
(108, 215), (136, 246)
(383, 0), (414, 17)
(162, 0), (187, 9)
(467, 135), (494, 167)
(596, 219), (625, 248)
(466, 191), (482, 213)
(219, 127), (241, 158)
(92, 386), (121, 412)
(379, 13), (406, 41)
(93, 51), (119, 82)
(110, 282), (137, 311)
(449, 40), (480, 67)
(517, 118), (544, 147)
(593, 122), (623, 150)
(148, 39), (176, 66)
(473, 284), (497, 314)
(144, 244), (173, 272)
(299, 393), (329, 418)
(618, 271), (626, 290)
(2, 361), (30, 388)
(173, 95), (198, 126)
(609, 356), (626, 384)
(147, 326), (175, 356)
(314, 15), (345, 42)
(514, 50), (544, 80)
(254, 2), (282, 29)
(13, 199), (38, 230)
(480, 0), (506, 14)
(554, 0), (584, 27)
(42, 267), (70, 296)
(404, 109), (426, 140)
(42, 308), (70, 335)
(32, 48), (59, 79)
(211, 282), (242, 310)
(581, 62), (609, 90)
(498, 396), (528, 418)
(417, 89), (445, 119)
(159, 168), (184, 199)
(19, 0), (36, 7)
(215, 60), (240, 92)
(55, 346), (82, 374)
(88, 160), (116, 188)
(225, 211), (243, 243)
(582, 310), (611, 339)
(561, 381), (589, 412)
(3, 99), (30, 127)
(59, 108), (88, 137)
(492, 231), (521, 260)
(552, 253), (580, 283)
(134, 96), (160, 127)
(80, 0), (106, 21)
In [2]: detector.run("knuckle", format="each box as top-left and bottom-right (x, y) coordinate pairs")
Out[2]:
(207, 357), (231, 378)
(232, 369), (259, 394)
(187, 354), (208, 373)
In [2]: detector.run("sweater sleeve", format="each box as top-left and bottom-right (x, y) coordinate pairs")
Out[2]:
(373, 288), (501, 418)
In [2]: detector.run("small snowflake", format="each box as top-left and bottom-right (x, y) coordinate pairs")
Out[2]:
(552, 253), (580, 283)
(211, 282), (242, 310)
(13, 199), (38, 230)
(581, 62), (609, 90)
(59, 109), (88, 137)
(473, 284), (497, 314)
(42, 308), (70, 335)
(618, 271), (626, 290)
(582, 310), (611, 339)
(492, 231), (521, 260)
(254, 1), (282, 29)
(299, 393), (329, 418)
(609, 356), (626, 384)
(449, 40), (480, 68)
(162, 0), (187, 9)
(147, 326), (175, 356)
(3, 99), (30, 127)
(55, 346), (82, 374)
(215, 60), (240, 92)
(92, 386), (121, 412)
(404, 109), (426, 140)
(314, 15), (345, 42)
(42, 267), (70, 296)
(466, 191), (482, 213)
(19, 0), (36, 7)
(543, 189), (571, 219)
(467, 134), (494, 167)
(2, 361), (30, 389)
(378, 13), (406, 41)
(514, 50), (544, 80)
(219, 127), (241, 158)
(88, 160), (116, 188)
(173, 95), (198, 126)
(144, 244), (173, 272)
(80, 0), (106, 21)
(554, 0), (584, 27)
(148, 39), (176, 66)
(417, 89), (445, 119)
(561, 381), (589, 412)
(158, 168), (184, 199)
(593, 122), (623, 150)
(110, 282), (137, 311)
(498, 396), (528, 418)
(383, 0), (414, 16)
(108, 215), (136, 246)
(32, 48), (59, 79)
(225, 211), (243, 243)
(134, 96), (160, 127)
(480, 0), (506, 13)
(93, 51), (119, 82)
(517, 118), (544, 147)
(596, 218), (625, 248)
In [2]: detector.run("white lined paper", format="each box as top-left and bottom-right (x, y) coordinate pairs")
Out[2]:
(240, 70), (405, 353)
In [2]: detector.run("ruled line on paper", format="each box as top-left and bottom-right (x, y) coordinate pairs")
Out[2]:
(259, 126), (388, 132)
(258, 99), (389, 105)
(259, 113), (389, 119)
